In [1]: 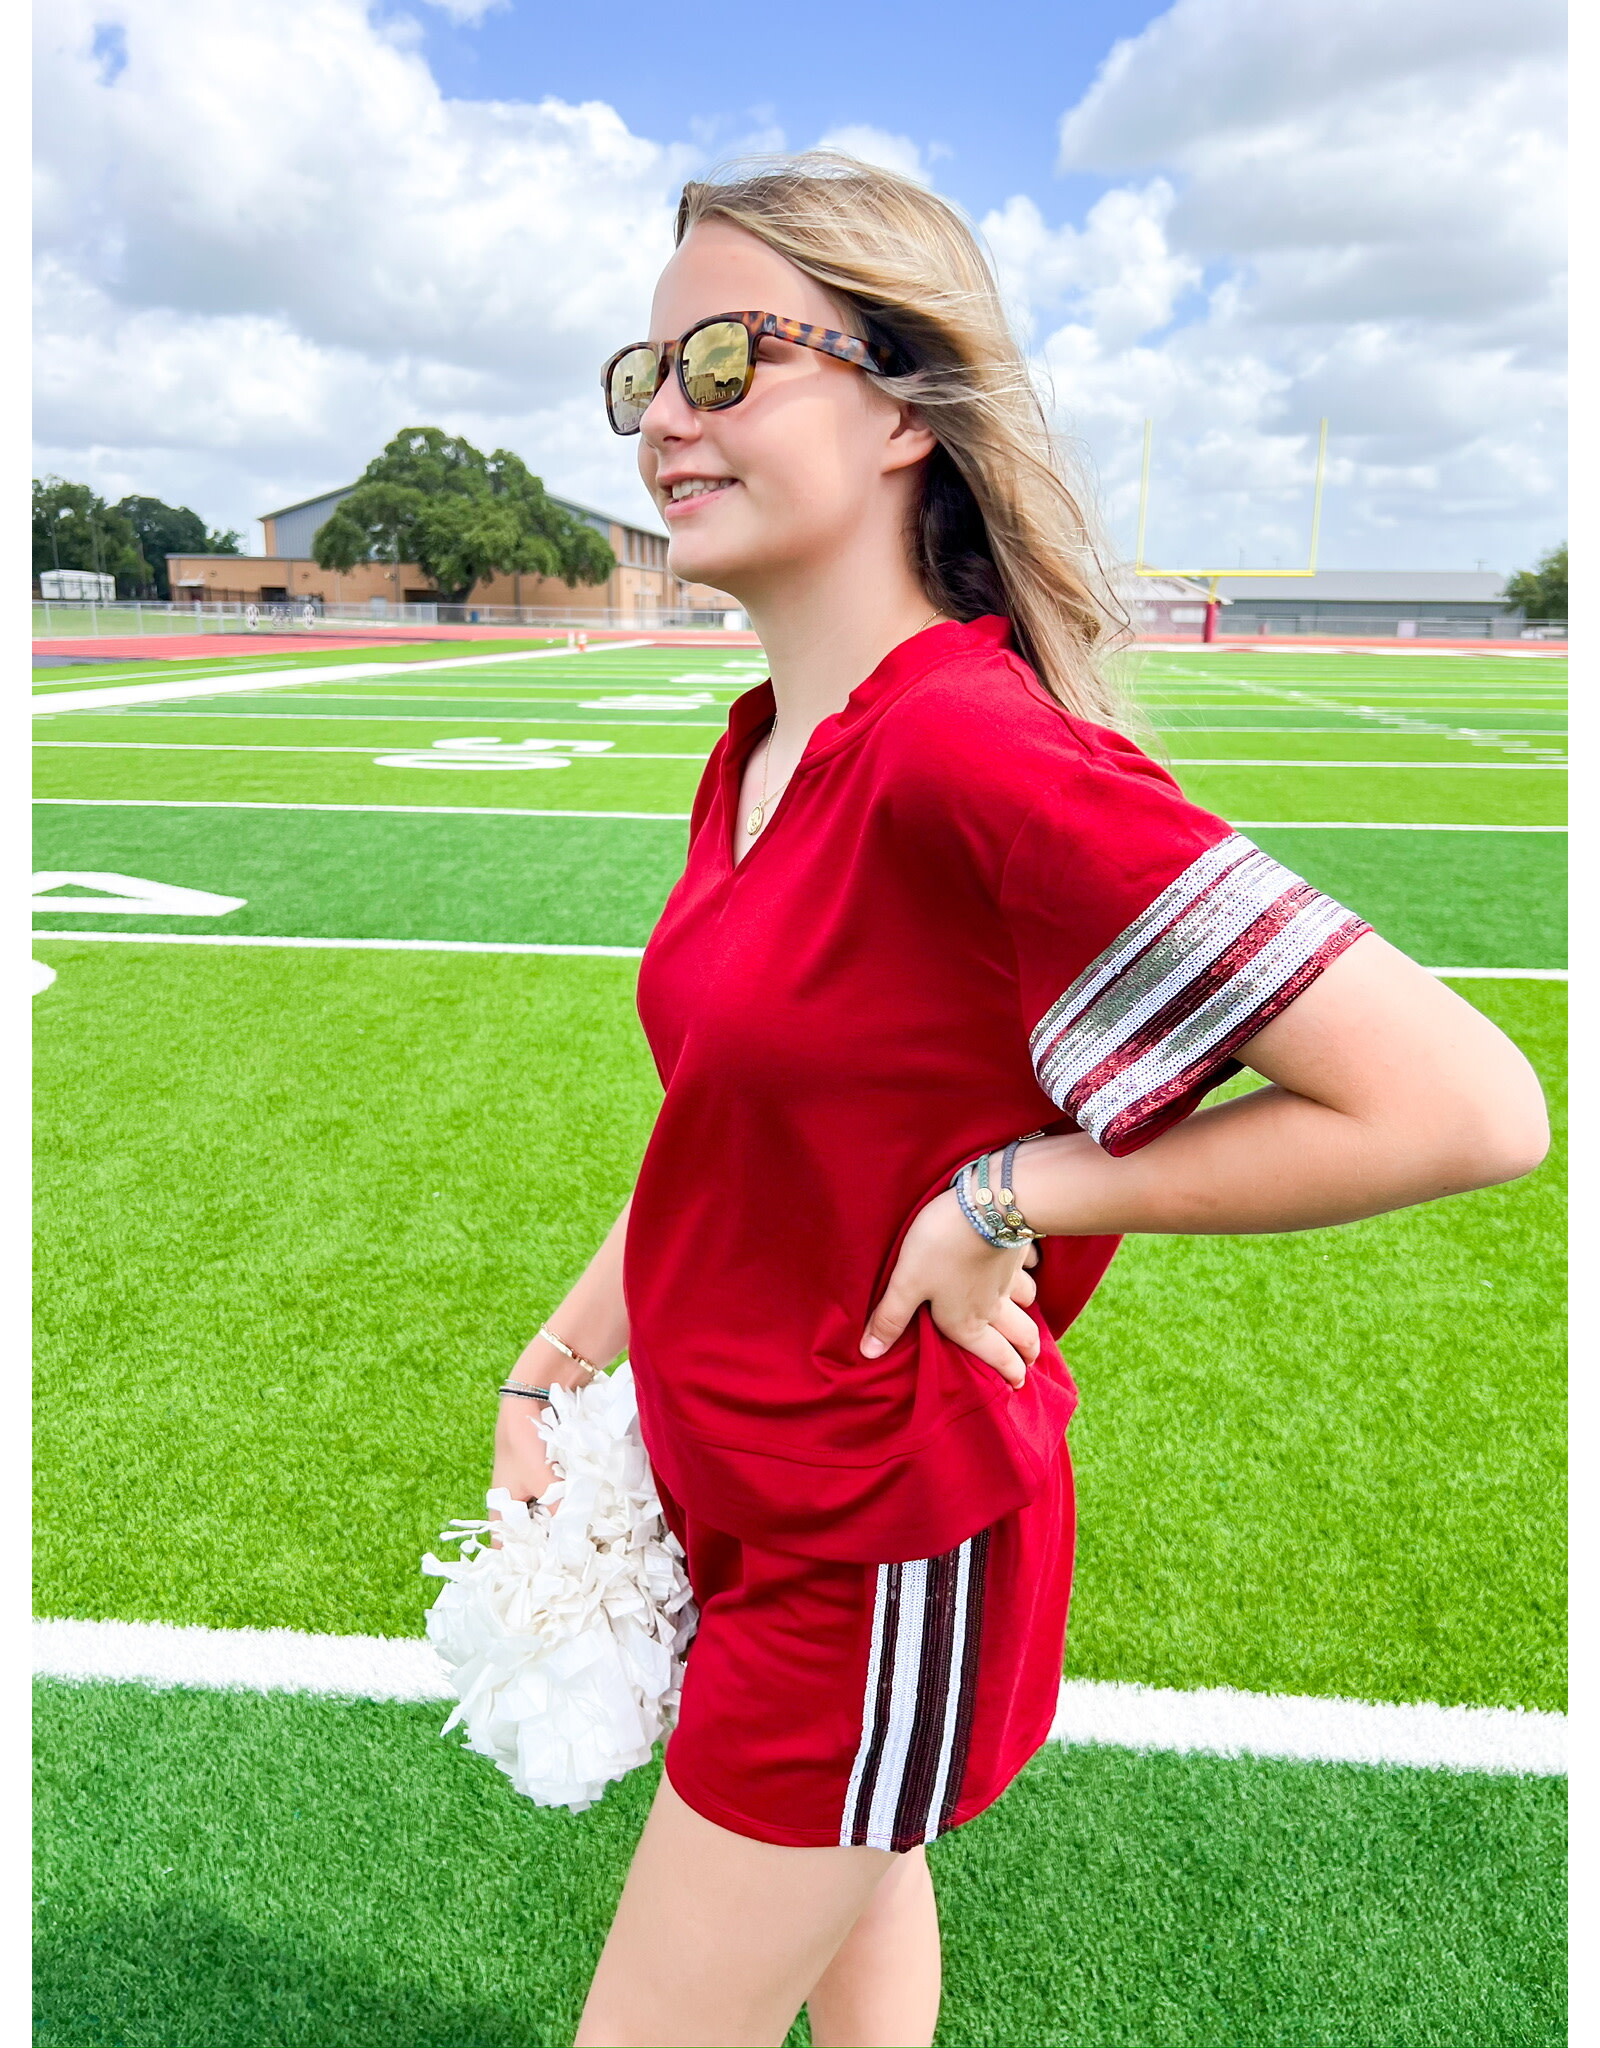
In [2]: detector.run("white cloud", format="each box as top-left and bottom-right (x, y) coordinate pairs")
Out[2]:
(813, 126), (943, 187)
(1014, 0), (1566, 569)
(417, 0), (507, 21)
(32, 0), (1565, 572)
(34, 0), (689, 536)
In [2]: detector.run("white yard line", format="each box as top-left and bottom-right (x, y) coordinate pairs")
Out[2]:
(31, 743), (1559, 769)
(29, 934), (1564, 979)
(40, 712), (729, 730)
(34, 741), (711, 759)
(30, 1615), (1564, 1776)
(31, 932), (645, 958)
(30, 641), (657, 716)
(1230, 820), (1564, 833)
(34, 797), (690, 821)
(32, 799), (1560, 830)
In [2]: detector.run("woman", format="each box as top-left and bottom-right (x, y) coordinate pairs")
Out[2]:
(492, 155), (1548, 2048)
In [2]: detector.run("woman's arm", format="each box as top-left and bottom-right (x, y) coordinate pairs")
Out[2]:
(1008, 932), (1549, 1236)
(863, 934), (1549, 1382)
(493, 1195), (634, 1507)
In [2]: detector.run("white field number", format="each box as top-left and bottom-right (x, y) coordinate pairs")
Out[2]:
(580, 694), (716, 710)
(32, 872), (247, 916)
(373, 737), (617, 771)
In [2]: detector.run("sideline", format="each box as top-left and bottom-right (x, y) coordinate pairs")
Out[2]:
(31, 1615), (1564, 1777)
(32, 798), (1563, 830)
(28, 935), (1565, 978)
(29, 641), (657, 716)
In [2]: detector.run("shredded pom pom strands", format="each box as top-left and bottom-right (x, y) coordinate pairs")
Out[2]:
(420, 1362), (697, 1812)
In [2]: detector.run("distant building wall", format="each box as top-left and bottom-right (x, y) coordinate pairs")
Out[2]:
(167, 548), (735, 615)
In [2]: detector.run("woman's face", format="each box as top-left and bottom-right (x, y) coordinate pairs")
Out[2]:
(636, 221), (931, 598)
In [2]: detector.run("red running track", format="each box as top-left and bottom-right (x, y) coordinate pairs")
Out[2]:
(32, 626), (764, 661)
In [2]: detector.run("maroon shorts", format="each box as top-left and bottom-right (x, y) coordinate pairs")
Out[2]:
(654, 1435), (1075, 1851)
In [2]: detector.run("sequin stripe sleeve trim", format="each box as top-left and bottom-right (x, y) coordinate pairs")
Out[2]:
(1029, 833), (1370, 1154)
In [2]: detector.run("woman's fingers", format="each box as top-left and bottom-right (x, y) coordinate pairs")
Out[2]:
(991, 1295), (1041, 1364)
(861, 1270), (924, 1358)
(949, 1320), (1030, 1388)
(1008, 1263), (1038, 1307)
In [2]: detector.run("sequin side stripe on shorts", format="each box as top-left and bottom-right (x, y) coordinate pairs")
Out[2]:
(839, 1530), (991, 1851)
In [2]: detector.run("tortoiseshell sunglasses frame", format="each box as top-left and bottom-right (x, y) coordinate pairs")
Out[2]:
(601, 310), (892, 435)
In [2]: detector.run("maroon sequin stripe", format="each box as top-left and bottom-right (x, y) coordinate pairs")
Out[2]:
(935, 1528), (991, 1839)
(843, 1561), (906, 1847)
(888, 1546), (964, 1852)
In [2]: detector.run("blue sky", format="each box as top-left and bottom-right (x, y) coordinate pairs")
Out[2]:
(35, 0), (1566, 572)
(405, 0), (1168, 223)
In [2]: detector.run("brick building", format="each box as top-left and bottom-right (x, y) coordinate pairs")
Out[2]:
(167, 482), (734, 619)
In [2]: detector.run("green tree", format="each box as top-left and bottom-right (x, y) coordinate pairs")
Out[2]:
(1504, 543), (1567, 621)
(33, 477), (148, 595)
(311, 427), (615, 605)
(113, 496), (242, 599)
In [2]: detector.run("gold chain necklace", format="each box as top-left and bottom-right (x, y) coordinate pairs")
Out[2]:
(745, 608), (948, 838)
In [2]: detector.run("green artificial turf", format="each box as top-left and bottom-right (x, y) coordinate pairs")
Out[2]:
(33, 1678), (1565, 2048)
(31, 802), (1565, 965)
(31, 806), (689, 946)
(32, 947), (1565, 1712)
(1065, 978), (1565, 1712)
(32, 747), (1563, 826)
(32, 745), (709, 815)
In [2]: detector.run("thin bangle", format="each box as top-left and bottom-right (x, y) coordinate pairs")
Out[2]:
(498, 1381), (553, 1403)
(535, 1324), (605, 1382)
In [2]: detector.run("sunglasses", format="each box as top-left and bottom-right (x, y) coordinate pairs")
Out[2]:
(602, 311), (892, 435)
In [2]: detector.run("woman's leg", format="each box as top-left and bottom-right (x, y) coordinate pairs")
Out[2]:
(804, 1844), (941, 2048)
(575, 1771), (897, 2048)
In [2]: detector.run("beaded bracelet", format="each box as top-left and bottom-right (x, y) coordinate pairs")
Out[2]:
(498, 1380), (553, 1403)
(950, 1141), (1047, 1251)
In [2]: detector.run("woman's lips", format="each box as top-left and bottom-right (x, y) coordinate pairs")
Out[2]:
(662, 479), (739, 520)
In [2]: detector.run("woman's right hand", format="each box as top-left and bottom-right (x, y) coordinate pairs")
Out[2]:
(490, 1397), (559, 1535)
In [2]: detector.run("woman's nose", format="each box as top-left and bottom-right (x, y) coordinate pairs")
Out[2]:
(640, 366), (700, 448)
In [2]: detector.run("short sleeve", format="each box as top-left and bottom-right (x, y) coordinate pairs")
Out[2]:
(1000, 747), (1371, 1157)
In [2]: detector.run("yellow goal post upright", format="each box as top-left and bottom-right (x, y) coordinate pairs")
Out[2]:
(1132, 416), (1329, 642)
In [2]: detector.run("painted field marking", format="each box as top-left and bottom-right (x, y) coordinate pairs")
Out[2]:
(35, 741), (713, 760)
(30, 932), (646, 958)
(31, 1616), (1563, 1776)
(56, 712), (729, 730)
(40, 742), (1560, 770)
(31, 799), (1560, 831)
(31, 640), (657, 715)
(35, 797), (691, 822)
(1232, 821), (1565, 833)
(370, 738), (616, 771)
(31, 872), (246, 916)
(28, 934), (1565, 979)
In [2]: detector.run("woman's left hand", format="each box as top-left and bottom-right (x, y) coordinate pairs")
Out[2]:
(860, 1188), (1040, 1386)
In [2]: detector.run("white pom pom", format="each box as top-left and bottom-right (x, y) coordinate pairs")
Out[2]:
(420, 1362), (697, 1812)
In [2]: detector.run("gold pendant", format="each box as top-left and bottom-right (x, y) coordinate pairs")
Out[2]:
(746, 804), (764, 835)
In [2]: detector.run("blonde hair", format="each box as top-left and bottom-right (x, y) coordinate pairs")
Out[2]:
(676, 153), (1135, 730)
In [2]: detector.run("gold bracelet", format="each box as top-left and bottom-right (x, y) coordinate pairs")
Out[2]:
(535, 1324), (606, 1382)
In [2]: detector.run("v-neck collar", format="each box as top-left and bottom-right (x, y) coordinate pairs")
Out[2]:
(720, 615), (1014, 874)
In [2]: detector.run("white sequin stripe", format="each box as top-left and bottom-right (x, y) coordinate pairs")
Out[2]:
(1028, 834), (1256, 1064)
(1033, 845), (1303, 1108)
(919, 1540), (973, 1844)
(1076, 893), (1358, 1143)
(860, 1559), (931, 1852)
(838, 1564), (894, 1847)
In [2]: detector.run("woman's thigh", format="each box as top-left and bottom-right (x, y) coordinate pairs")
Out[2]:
(575, 1771), (895, 2048)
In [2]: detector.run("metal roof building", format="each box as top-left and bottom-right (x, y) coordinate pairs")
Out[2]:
(1214, 570), (1515, 634)
(258, 483), (657, 559)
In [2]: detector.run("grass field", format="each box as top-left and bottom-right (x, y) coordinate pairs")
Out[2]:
(33, 641), (1566, 2044)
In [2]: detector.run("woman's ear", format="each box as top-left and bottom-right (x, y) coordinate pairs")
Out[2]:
(881, 402), (939, 475)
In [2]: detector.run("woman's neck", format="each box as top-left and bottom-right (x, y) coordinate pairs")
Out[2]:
(740, 539), (941, 739)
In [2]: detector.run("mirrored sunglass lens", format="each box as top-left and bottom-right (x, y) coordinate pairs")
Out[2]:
(681, 322), (752, 409)
(609, 347), (660, 431)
